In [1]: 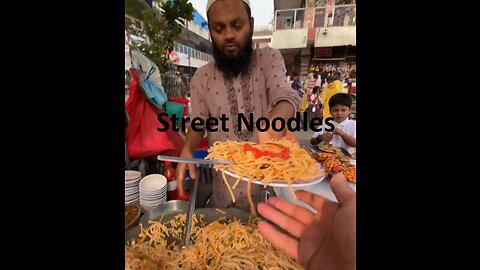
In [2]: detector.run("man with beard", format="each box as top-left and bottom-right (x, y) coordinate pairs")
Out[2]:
(175, 0), (300, 212)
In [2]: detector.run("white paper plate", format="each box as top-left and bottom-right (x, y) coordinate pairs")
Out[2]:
(222, 164), (326, 188)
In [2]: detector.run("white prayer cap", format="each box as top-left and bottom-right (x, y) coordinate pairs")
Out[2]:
(206, 0), (251, 14)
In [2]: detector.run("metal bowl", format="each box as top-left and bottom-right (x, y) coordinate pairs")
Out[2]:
(125, 202), (254, 244)
(125, 204), (141, 231)
(126, 200), (189, 243)
(141, 200), (189, 225)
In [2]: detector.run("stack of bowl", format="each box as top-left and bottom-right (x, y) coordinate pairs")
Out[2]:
(125, 170), (141, 205)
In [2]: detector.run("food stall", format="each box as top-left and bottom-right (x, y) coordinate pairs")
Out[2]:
(125, 139), (356, 269)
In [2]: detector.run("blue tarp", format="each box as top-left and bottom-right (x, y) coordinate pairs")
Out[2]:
(192, 9), (208, 30)
(166, 0), (208, 30)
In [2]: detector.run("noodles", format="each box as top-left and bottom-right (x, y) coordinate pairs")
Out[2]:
(207, 139), (323, 213)
(207, 139), (323, 184)
(215, 208), (226, 214)
(222, 168), (236, 203)
(231, 175), (242, 190)
(125, 214), (304, 270)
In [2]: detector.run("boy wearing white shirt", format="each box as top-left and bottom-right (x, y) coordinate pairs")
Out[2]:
(310, 93), (356, 155)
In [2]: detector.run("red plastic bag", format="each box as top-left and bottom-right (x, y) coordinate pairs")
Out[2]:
(125, 68), (184, 159)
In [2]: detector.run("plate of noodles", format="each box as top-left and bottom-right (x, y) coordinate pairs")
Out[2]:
(206, 139), (326, 188)
(206, 139), (326, 215)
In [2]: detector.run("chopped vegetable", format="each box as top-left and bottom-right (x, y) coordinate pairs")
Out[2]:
(226, 235), (234, 246)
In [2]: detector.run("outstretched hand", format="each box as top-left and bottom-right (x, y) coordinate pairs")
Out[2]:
(257, 173), (356, 270)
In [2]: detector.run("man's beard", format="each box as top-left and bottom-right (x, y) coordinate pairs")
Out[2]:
(212, 37), (253, 77)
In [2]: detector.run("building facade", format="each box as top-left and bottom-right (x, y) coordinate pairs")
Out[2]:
(272, 0), (356, 80)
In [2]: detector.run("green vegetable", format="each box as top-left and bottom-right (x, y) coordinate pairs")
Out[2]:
(190, 232), (197, 242)
(226, 235), (234, 246)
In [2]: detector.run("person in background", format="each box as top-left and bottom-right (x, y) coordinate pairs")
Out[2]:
(291, 72), (303, 97)
(311, 93), (356, 155)
(310, 86), (322, 125)
(314, 71), (322, 89)
(320, 74), (343, 120)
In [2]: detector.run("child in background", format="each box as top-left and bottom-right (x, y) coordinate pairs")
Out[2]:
(310, 93), (356, 156)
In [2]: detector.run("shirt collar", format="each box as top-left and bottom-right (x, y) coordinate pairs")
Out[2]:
(335, 118), (350, 125)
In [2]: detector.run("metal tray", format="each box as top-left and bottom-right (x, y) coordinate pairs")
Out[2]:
(125, 202), (253, 244)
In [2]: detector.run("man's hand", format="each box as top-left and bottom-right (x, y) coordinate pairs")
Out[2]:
(259, 100), (298, 144)
(257, 127), (299, 144)
(175, 129), (205, 196)
(175, 149), (197, 196)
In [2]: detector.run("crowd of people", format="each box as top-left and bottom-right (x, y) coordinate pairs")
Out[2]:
(291, 69), (356, 126)
(309, 63), (356, 84)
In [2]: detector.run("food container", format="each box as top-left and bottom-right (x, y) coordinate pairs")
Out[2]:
(125, 204), (141, 231)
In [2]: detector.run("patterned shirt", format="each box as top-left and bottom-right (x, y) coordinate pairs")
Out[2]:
(188, 46), (300, 211)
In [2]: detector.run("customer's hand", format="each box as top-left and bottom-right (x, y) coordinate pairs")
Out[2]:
(321, 132), (333, 142)
(257, 173), (356, 270)
(332, 127), (345, 136)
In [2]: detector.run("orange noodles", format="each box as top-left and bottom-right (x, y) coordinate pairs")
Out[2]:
(207, 139), (323, 215)
(125, 213), (304, 270)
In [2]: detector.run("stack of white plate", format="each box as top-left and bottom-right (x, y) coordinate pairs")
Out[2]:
(139, 174), (167, 211)
(125, 170), (141, 205)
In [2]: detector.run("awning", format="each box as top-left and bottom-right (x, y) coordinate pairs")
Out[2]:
(314, 26), (356, 47)
(272, 28), (308, 49)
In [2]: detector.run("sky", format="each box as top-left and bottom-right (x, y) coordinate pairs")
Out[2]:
(188, 0), (274, 27)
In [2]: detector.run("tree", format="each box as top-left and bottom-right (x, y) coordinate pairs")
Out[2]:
(125, 0), (194, 72)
